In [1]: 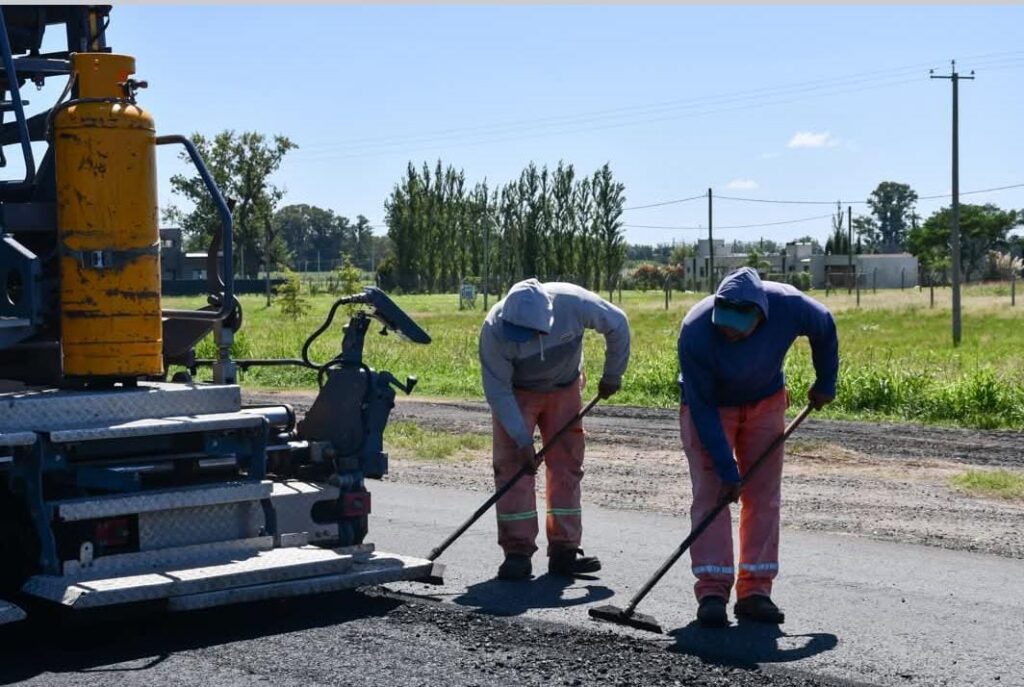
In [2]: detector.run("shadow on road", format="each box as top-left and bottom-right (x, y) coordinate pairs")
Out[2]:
(668, 619), (838, 669)
(451, 572), (614, 617)
(0, 590), (402, 686)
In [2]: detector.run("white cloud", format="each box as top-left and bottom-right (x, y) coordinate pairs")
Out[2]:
(787, 131), (838, 149)
(725, 178), (759, 190)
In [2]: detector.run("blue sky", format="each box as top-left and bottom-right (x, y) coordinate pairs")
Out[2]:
(95, 5), (1024, 247)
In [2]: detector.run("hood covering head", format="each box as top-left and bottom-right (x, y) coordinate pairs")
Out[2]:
(712, 267), (769, 332)
(499, 278), (554, 342)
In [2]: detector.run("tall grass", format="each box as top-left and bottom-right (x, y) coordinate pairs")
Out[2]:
(951, 470), (1024, 499)
(169, 282), (1024, 430)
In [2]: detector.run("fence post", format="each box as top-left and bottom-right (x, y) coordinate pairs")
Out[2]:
(900, 268), (905, 290)
(856, 273), (861, 307)
(930, 275), (935, 308)
(872, 269), (877, 294)
(664, 285), (669, 311)
(1012, 272), (1017, 307)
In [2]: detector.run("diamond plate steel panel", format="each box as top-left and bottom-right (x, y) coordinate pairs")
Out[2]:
(23, 545), (368, 609)
(0, 383), (241, 433)
(56, 481), (272, 522)
(62, 537), (275, 578)
(0, 432), (36, 447)
(139, 502), (263, 550)
(50, 412), (263, 443)
(0, 600), (26, 625)
(167, 553), (440, 612)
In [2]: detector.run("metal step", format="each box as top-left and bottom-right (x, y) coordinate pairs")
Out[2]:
(22, 545), (440, 610)
(0, 382), (241, 433)
(53, 480), (272, 522)
(0, 600), (26, 626)
(168, 552), (442, 612)
(0, 431), (36, 447)
(49, 410), (264, 443)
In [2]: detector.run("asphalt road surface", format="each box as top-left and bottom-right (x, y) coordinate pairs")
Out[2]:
(376, 481), (1024, 687)
(3, 480), (1020, 687)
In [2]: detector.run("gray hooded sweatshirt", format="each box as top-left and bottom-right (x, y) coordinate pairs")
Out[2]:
(479, 279), (631, 448)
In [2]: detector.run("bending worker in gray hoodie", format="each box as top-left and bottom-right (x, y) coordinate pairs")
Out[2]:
(479, 278), (630, 580)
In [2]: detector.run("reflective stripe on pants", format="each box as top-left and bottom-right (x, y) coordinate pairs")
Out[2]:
(680, 387), (787, 601)
(492, 378), (585, 557)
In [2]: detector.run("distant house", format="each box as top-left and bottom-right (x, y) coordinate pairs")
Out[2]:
(160, 228), (184, 280)
(674, 238), (918, 290)
(160, 228), (215, 281)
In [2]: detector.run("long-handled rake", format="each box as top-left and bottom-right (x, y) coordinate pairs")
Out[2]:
(425, 395), (602, 564)
(588, 403), (813, 633)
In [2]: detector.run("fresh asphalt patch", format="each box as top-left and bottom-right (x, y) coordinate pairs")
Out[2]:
(0, 588), (875, 687)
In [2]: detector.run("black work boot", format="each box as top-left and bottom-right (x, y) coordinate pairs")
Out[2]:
(696, 595), (729, 628)
(497, 554), (532, 580)
(734, 594), (785, 624)
(547, 548), (601, 576)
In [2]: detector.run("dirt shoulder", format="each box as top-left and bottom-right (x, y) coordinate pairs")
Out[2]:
(248, 392), (1024, 560)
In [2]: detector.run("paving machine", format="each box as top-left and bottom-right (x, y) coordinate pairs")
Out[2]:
(0, 5), (440, 626)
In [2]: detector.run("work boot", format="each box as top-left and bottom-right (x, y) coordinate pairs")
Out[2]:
(548, 548), (601, 576)
(497, 554), (532, 580)
(734, 594), (785, 624)
(696, 595), (729, 628)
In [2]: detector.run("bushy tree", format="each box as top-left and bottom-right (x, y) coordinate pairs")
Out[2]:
(864, 181), (918, 253)
(908, 203), (1022, 281)
(631, 263), (663, 291)
(165, 130), (297, 279)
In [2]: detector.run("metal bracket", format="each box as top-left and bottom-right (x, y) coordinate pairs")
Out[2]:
(62, 242), (159, 270)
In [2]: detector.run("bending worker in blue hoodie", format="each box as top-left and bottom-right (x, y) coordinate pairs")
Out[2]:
(678, 267), (838, 627)
(480, 278), (630, 580)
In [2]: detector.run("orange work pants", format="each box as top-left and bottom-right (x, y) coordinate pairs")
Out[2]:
(679, 388), (787, 601)
(492, 379), (585, 557)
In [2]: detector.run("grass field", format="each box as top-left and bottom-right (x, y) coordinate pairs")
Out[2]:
(168, 281), (1024, 430)
(951, 470), (1024, 499)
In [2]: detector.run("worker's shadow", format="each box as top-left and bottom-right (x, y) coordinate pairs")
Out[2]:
(667, 619), (838, 669)
(451, 573), (613, 618)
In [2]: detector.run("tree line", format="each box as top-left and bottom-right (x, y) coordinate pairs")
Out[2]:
(381, 160), (627, 294)
(165, 136), (1020, 293)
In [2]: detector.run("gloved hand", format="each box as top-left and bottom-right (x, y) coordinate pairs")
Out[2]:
(718, 481), (741, 504)
(597, 375), (621, 400)
(808, 387), (835, 410)
(516, 444), (538, 474)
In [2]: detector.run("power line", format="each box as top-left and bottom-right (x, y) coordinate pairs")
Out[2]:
(715, 195), (866, 206)
(624, 212), (834, 231)
(292, 50), (1024, 157)
(630, 181), (1024, 210)
(624, 194), (705, 211)
(919, 182), (1024, 200)
(295, 75), (931, 162)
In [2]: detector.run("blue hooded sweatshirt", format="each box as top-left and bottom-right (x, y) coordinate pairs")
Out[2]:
(678, 267), (838, 483)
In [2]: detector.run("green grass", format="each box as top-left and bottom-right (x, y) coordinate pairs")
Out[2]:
(383, 421), (489, 461)
(951, 469), (1024, 500)
(167, 281), (1024, 430)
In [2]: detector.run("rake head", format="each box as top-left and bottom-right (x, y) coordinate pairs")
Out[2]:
(588, 604), (664, 634)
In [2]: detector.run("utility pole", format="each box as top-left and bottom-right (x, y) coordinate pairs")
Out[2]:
(932, 60), (974, 347)
(707, 187), (714, 293)
(847, 206), (854, 294)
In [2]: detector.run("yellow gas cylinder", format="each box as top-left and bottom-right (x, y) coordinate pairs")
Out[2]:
(54, 53), (163, 379)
